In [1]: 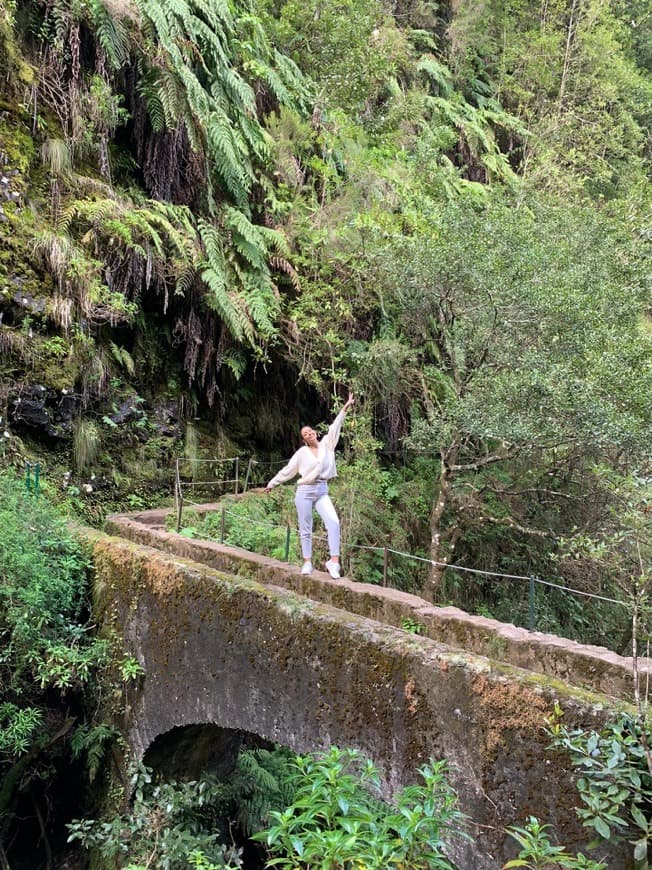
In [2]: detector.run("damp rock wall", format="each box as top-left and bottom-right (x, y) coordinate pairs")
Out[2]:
(89, 525), (632, 869)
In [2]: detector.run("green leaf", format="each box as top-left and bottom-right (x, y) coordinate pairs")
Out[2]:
(593, 817), (611, 840)
(631, 803), (648, 831)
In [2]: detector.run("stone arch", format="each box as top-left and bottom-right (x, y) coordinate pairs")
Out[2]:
(95, 531), (631, 869)
(143, 723), (247, 782)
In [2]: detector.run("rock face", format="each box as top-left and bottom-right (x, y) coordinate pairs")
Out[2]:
(90, 528), (632, 869)
(9, 386), (80, 438)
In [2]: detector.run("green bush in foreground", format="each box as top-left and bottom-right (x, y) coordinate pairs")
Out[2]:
(254, 747), (467, 869)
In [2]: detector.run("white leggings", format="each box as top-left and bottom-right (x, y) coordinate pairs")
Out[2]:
(295, 481), (340, 560)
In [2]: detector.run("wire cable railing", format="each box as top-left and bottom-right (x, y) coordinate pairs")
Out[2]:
(171, 460), (631, 639)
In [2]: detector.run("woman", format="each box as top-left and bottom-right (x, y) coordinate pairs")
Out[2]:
(264, 393), (354, 578)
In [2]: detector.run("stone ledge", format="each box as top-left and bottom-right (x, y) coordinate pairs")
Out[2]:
(100, 510), (646, 702)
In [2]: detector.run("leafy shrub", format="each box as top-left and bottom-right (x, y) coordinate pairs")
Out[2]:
(254, 746), (467, 868)
(68, 762), (242, 869)
(0, 471), (106, 750)
(0, 469), (112, 864)
(503, 816), (605, 869)
(547, 705), (652, 867)
(200, 492), (301, 563)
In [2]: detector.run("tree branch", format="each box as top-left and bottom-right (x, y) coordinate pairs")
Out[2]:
(450, 450), (514, 472)
(480, 515), (553, 538)
(458, 482), (581, 501)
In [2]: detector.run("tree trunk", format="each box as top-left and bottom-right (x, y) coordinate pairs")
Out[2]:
(558, 0), (579, 114)
(423, 448), (457, 602)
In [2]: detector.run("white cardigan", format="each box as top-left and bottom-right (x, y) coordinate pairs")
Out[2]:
(266, 409), (347, 488)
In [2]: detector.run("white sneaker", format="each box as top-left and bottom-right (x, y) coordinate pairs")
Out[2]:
(301, 562), (313, 575)
(325, 560), (341, 579)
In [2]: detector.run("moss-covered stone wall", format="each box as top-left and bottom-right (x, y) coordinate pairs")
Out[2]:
(105, 510), (648, 702)
(89, 525), (631, 868)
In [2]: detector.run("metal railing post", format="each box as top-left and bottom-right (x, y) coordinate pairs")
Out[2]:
(234, 457), (240, 494)
(529, 576), (535, 631)
(220, 507), (226, 543)
(383, 547), (389, 587)
(284, 525), (291, 562)
(243, 457), (254, 492)
(175, 459), (183, 532)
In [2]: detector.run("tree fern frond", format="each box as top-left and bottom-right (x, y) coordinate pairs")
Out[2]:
(217, 66), (257, 114)
(256, 224), (290, 258)
(197, 217), (224, 266)
(224, 207), (267, 269)
(189, 15), (231, 68)
(109, 342), (136, 375)
(194, 0), (233, 29)
(273, 50), (312, 107)
(140, 80), (166, 132)
(201, 267), (247, 342)
(174, 263), (196, 297)
(243, 282), (277, 336)
(89, 0), (130, 70)
(408, 28), (438, 51)
(104, 218), (135, 248)
(269, 255), (300, 291)
(206, 113), (250, 204)
(61, 198), (117, 233)
(418, 56), (453, 97)
(221, 347), (247, 380)
(237, 112), (271, 164)
(123, 210), (165, 256)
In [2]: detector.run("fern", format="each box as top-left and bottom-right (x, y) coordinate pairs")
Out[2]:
(109, 342), (136, 376)
(71, 722), (120, 782)
(133, 0), (310, 208)
(232, 747), (296, 837)
(140, 80), (166, 132)
(206, 111), (251, 206)
(201, 268), (245, 342)
(89, 0), (130, 70)
(417, 56), (453, 97)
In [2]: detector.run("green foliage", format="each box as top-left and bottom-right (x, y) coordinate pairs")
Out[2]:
(503, 816), (606, 868)
(452, 0), (652, 197)
(0, 471), (104, 706)
(230, 746), (296, 837)
(0, 703), (43, 756)
(269, 0), (410, 117)
(401, 616), (426, 635)
(135, 0), (309, 206)
(254, 746), (467, 868)
(119, 655), (145, 682)
(68, 762), (242, 868)
(70, 722), (121, 783)
(200, 493), (299, 563)
(547, 704), (652, 866)
(0, 469), (116, 861)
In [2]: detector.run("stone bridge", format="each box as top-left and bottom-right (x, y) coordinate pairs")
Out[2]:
(89, 507), (643, 868)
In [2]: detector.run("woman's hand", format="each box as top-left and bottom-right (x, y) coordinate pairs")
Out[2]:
(344, 392), (355, 411)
